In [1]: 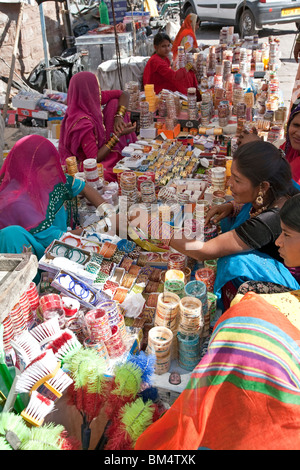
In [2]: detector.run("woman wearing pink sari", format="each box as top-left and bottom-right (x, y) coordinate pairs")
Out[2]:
(58, 71), (137, 182)
(0, 135), (106, 260)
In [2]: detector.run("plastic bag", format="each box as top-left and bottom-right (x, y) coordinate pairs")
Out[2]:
(27, 52), (83, 93)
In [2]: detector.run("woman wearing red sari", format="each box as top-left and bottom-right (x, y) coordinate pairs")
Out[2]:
(143, 32), (199, 95)
(238, 103), (300, 185)
(58, 71), (137, 182)
(279, 102), (300, 185)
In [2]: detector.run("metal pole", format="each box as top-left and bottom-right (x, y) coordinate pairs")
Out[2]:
(39, 2), (52, 90)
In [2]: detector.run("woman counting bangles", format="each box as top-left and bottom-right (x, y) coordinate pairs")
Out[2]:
(129, 140), (300, 309)
(0, 135), (111, 260)
(134, 197), (300, 452)
(58, 71), (137, 182)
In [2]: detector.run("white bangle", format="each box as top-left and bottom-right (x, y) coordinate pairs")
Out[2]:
(96, 203), (116, 218)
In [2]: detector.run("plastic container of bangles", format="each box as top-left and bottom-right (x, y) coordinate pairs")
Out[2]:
(113, 287), (128, 304)
(39, 294), (63, 315)
(25, 282), (40, 309)
(121, 273), (136, 290)
(10, 303), (26, 335)
(184, 280), (208, 316)
(156, 291), (180, 317)
(116, 313), (128, 341)
(204, 259), (218, 273)
(103, 280), (119, 298)
(99, 242), (117, 259)
(165, 269), (185, 283)
(65, 316), (86, 343)
(177, 332), (201, 371)
(104, 325), (126, 358)
(195, 267), (216, 293)
(194, 200), (210, 220)
(19, 293), (31, 322)
(207, 292), (218, 324)
(137, 174), (152, 191)
(43, 308), (66, 328)
(2, 315), (14, 351)
(147, 326), (173, 375)
(66, 156), (78, 176)
(167, 253), (186, 271)
(140, 180), (156, 204)
(164, 279), (185, 298)
(213, 154), (226, 168)
(97, 300), (119, 327)
(85, 308), (112, 342)
(178, 296), (203, 335)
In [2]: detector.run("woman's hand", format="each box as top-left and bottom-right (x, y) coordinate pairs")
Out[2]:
(205, 202), (234, 226)
(116, 121), (137, 137)
(114, 115), (126, 135)
(237, 127), (261, 147)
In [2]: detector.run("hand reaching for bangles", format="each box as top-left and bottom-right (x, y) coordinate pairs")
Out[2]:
(237, 127), (261, 147)
(114, 119), (137, 137)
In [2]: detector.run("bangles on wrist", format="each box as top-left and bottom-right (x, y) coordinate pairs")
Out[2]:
(105, 133), (120, 151)
(116, 105), (126, 117)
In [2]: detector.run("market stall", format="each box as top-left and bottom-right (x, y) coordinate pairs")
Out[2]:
(0, 27), (294, 451)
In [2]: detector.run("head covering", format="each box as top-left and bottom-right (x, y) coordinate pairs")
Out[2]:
(171, 13), (198, 61)
(0, 135), (66, 231)
(59, 71), (105, 164)
(283, 102), (300, 163)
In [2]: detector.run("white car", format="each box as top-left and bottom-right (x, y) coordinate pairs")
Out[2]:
(181, 0), (300, 36)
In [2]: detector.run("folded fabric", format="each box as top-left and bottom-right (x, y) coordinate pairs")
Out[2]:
(135, 292), (300, 450)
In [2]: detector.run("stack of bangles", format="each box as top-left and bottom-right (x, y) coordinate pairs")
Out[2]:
(115, 104), (126, 119)
(97, 202), (116, 219)
(105, 133), (120, 151)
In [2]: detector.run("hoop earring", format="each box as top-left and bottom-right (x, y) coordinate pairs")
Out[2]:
(256, 190), (264, 206)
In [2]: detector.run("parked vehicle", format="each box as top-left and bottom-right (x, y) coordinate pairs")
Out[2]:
(181, 0), (300, 36)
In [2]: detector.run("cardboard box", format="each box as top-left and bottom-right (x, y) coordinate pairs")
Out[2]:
(17, 108), (48, 120)
(157, 123), (181, 140)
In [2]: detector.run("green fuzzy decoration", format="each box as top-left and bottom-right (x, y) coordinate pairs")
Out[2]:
(112, 362), (143, 398)
(0, 412), (30, 449)
(120, 398), (155, 443)
(20, 423), (65, 450)
(63, 348), (107, 392)
(0, 436), (12, 450)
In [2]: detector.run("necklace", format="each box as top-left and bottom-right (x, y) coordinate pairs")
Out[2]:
(250, 197), (285, 218)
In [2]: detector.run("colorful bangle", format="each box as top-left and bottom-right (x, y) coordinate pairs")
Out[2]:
(117, 105), (126, 117)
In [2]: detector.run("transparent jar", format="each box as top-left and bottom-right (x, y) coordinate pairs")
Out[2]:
(187, 87), (198, 120)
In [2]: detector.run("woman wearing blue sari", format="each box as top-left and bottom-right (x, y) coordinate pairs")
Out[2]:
(0, 135), (107, 260)
(169, 140), (300, 309)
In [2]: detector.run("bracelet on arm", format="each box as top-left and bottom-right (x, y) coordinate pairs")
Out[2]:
(229, 200), (244, 217)
(117, 105), (126, 117)
(105, 133), (120, 151)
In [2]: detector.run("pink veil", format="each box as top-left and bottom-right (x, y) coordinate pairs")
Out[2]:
(0, 135), (66, 231)
(58, 71), (105, 163)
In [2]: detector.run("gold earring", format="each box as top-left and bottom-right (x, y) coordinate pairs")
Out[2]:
(256, 190), (264, 206)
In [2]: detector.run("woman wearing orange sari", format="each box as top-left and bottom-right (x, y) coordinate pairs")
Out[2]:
(172, 13), (200, 63)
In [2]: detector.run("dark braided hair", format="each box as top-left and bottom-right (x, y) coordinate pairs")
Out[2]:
(232, 140), (299, 204)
